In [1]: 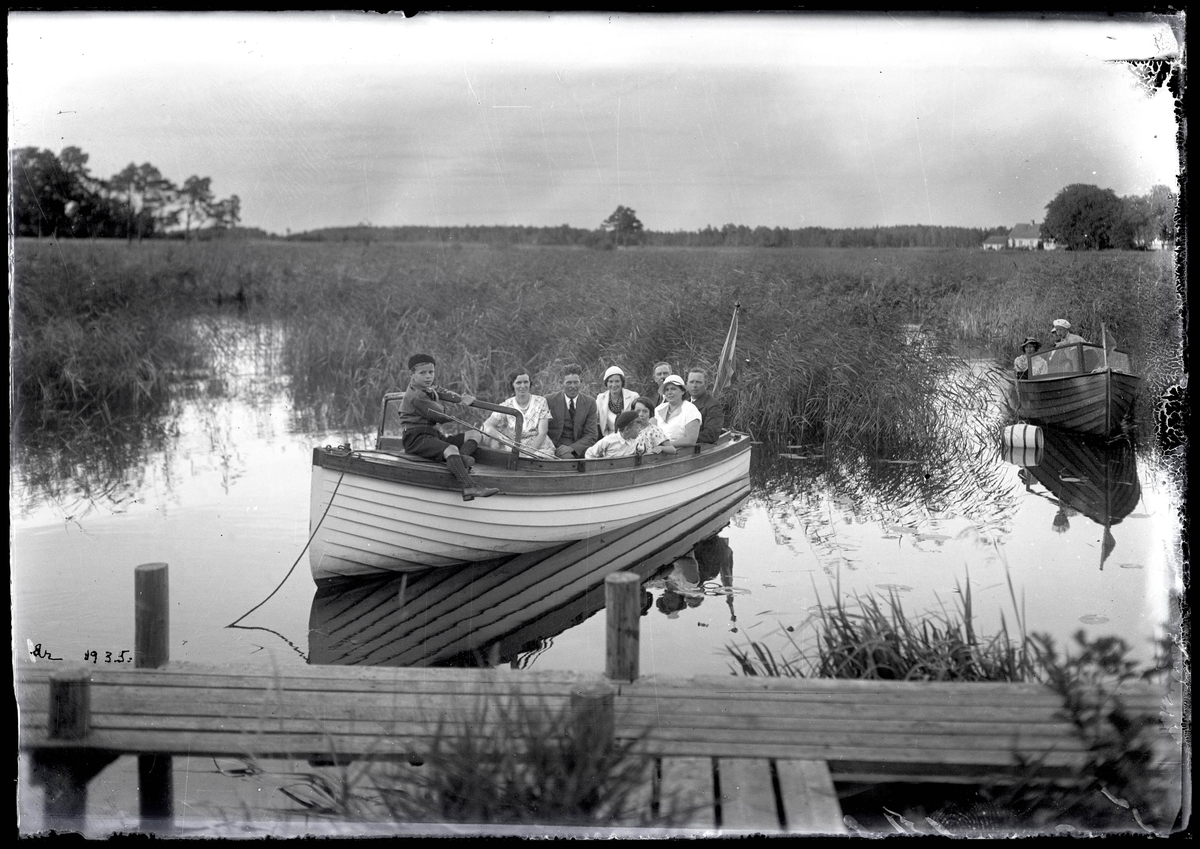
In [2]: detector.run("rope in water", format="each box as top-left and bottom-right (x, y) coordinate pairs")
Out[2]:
(226, 453), (349, 628)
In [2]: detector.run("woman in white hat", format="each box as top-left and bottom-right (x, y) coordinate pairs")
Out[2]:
(595, 365), (640, 437)
(654, 374), (701, 449)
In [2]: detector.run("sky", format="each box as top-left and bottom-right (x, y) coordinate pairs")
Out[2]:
(8, 11), (1184, 236)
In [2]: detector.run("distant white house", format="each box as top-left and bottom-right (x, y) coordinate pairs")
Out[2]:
(983, 221), (1047, 250)
(1008, 222), (1043, 249)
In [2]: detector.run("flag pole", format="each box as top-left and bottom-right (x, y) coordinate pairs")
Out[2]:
(712, 302), (740, 398)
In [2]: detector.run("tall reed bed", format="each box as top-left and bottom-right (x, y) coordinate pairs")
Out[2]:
(14, 240), (1181, 451)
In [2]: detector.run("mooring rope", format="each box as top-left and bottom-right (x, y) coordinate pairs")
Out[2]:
(226, 450), (349, 628)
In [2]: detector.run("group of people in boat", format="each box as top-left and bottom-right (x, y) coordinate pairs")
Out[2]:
(1013, 318), (1088, 379)
(479, 362), (727, 461)
(396, 354), (728, 501)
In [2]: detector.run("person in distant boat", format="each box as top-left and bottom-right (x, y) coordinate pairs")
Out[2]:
(1013, 337), (1043, 379)
(398, 353), (499, 501)
(650, 362), (673, 407)
(482, 371), (554, 457)
(1048, 319), (1088, 373)
(545, 364), (600, 459)
(655, 374), (702, 449)
(632, 396), (676, 456)
(596, 365), (640, 437)
(1050, 318), (1087, 347)
(585, 410), (642, 459)
(686, 368), (726, 444)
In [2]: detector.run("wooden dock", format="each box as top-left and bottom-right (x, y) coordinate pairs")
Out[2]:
(16, 564), (1182, 837)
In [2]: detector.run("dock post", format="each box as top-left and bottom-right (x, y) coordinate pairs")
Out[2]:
(135, 562), (173, 832)
(571, 684), (616, 755)
(605, 572), (641, 682)
(32, 668), (111, 831)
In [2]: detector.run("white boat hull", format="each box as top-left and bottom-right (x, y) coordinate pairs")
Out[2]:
(309, 437), (753, 581)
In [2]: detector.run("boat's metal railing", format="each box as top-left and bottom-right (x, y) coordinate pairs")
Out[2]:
(468, 399), (526, 469)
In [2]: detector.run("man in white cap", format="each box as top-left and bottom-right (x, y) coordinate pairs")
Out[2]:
(1050, 319), (1087, 347)
(1049, 319), (1087, 373)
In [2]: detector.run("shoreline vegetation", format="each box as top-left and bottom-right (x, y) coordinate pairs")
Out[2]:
(12, 238), (1181, 447)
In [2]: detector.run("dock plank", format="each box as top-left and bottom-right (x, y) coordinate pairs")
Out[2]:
(658, 757), (716, 830)
(776, 759), (847, 835)
(718, 757), (779, 832)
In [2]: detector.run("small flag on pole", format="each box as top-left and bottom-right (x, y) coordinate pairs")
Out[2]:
(712, 303), (740, 398)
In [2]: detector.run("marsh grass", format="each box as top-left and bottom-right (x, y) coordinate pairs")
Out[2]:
(14, 240), (1182, 449)
(727, 581), (1179, 835)
(728, 570), (1036, 682)
(264, 692), (699, 831)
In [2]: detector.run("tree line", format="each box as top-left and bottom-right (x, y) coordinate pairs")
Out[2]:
(11, 146), (241, 241)
(291, 206), (995, 249)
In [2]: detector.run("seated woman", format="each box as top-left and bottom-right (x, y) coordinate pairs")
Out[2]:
(482, 370), (555, 458)
(654, 374), (701, 449)
(1013, 337), (1042, 379)
(632, 396), (676, 456)
(595, 365), (640, 437)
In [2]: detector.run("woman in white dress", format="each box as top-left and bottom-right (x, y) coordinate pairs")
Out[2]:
(595, 365), (640, 437)
(654, 374), (701, 449)
(482, 371), (554, 457)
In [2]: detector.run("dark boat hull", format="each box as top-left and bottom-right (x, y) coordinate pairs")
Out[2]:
(1013, 369), (1140, 437)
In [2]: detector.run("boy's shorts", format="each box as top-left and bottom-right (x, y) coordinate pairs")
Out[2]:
(402, 426), (471, 461)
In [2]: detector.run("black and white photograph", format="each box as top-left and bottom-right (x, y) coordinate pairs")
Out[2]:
(11, 10), (1187, 838)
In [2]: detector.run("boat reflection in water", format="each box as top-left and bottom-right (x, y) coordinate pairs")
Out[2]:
(1002, 426), (1141, 569)
(308, 479), (750, 668)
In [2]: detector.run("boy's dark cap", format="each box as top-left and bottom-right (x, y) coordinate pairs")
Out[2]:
(615, 410), (639, 431)
(407, 353), (435, 370)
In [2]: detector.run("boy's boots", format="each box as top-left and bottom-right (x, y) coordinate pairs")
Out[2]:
(446, 454), (499, 502)
(459, 439), (479, 468)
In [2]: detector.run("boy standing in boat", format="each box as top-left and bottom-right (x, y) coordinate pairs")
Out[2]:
(399, 353), (499, 501)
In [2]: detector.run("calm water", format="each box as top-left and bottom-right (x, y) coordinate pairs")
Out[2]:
(13, 320), (1183, 680)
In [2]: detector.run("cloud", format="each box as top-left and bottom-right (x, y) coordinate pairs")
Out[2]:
(9, 11), (1181, 234)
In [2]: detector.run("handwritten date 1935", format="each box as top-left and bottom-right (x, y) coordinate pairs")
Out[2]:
(24, 640), (131, 664)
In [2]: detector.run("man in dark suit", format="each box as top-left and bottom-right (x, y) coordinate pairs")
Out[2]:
(545, 364), (600, 459)
(686, 367), (726, 444)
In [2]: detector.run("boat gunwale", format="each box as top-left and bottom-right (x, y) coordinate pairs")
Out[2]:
(313, 431), (754, 496)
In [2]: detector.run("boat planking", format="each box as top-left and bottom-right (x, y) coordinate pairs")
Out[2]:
(308, 396), (753, 582)
(1011, 341), (1140, 438)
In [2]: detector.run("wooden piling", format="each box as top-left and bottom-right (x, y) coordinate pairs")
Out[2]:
(605, 572), (641, 682)
(37, 669), (95, 826)
(134, 562), (173, 832)
(48, 668), (91, 741)
(570, 684), (617, 763)
(135, 562), (170, 670)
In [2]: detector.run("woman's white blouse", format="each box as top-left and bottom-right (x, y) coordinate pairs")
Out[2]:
(654, 400), (701, 442)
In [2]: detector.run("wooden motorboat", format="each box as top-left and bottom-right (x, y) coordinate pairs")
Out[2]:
(1011, 342), (1140, 437)
(308, 477), (750, 666)
(308, 395), (753, 582)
